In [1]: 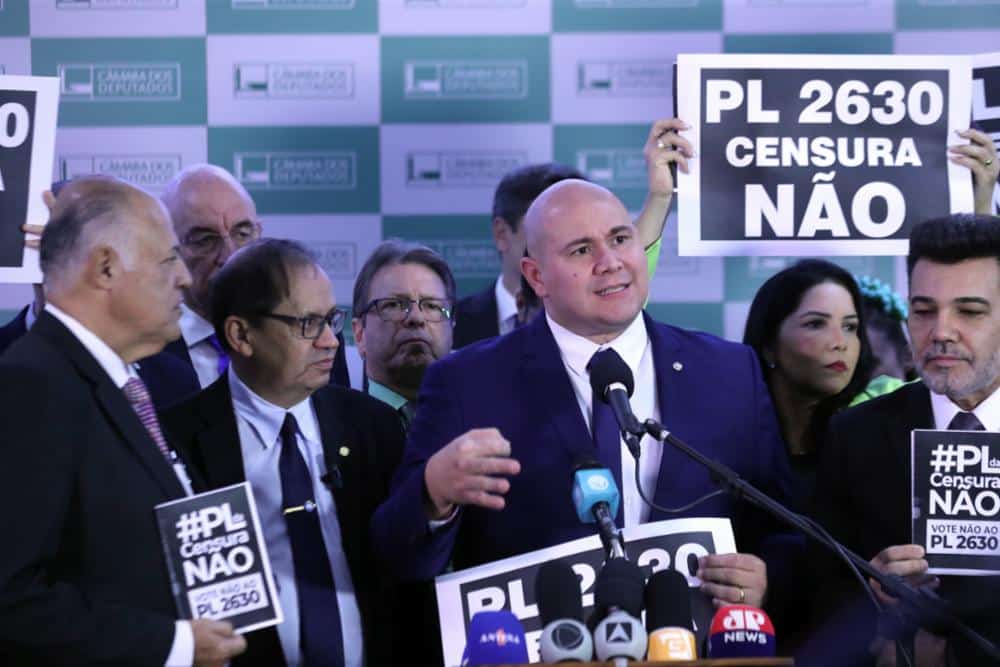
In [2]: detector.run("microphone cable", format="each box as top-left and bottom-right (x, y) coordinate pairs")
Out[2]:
(630, 440), (913, 667)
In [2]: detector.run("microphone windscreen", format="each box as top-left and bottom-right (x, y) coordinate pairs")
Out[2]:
(644, 569), (694, 632)
(593, 610), (647, 661)
(707, 605), (777, 658)
(464, 610), (529, 666)
(593, 558), (645, 620)
(588, 347), (635, 399)
(536, 559), (584, 626)
(571, 466), (620, 524)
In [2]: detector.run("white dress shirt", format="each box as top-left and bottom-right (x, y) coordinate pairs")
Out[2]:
(44, 304), (195, 667)
(229, 368), (364, 667)
(546, 312), (663, 527)
(930, 384), (1000, 432)
(179, 304), (224, 388)
(495, 276), (519, 336)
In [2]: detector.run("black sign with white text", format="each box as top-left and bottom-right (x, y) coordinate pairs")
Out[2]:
(0, 89), (36, 267)
(912, 429), (1000, 575)
(156, 483), (283, 633)
(676, 54), (972, 256)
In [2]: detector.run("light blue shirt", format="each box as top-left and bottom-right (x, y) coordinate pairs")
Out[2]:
(229, 367), (363, 667)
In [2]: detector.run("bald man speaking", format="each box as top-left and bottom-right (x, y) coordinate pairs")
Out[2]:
(372, 180), (795, 609)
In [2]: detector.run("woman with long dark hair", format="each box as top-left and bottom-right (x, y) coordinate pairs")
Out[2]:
(744, 259), (876, 475)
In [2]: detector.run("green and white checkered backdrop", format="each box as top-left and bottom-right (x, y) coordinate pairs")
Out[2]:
(2, 0), (999, 340)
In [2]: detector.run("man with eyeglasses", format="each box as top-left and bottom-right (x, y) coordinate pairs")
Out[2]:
(160, 164), (350, 398)
(351, 239), (457, 428)
(162, 239), (406, 667)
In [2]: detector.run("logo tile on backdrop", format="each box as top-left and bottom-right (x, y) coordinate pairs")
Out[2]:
(206, 35), (379, 126)
(380, 124), (551, 215)
(208, 126), (379, 214)
(53, 127), (208, 195)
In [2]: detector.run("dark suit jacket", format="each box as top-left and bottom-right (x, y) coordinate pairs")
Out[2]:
(162, 331), (351, 389)
(0, 304), (199, 410)
(162, 376), (406, 666)
(0, 313), (190, 666)
(0, 306), (28, 354)
(812, 382), (1000, 665)
(372, 312), (796, 581)
(453, 285), (498, 349)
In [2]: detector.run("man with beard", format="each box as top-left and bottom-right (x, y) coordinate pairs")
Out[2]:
(351, 240), (456, 427)
(812, 213), (1000, 665)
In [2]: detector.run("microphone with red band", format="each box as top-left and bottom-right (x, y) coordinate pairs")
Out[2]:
(645, 569), (698, 661)
(707, 604), (777, 658)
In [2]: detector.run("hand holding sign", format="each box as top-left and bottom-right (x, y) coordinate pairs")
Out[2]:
(867, 544), (937, 606)
(191, 618), (247, 667)
(949, 127), (1000, 215)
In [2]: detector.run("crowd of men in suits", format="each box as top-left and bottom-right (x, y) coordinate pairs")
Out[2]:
(0, 120), (998, 666)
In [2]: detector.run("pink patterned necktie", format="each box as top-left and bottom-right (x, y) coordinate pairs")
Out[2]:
(122, 376), (173, 463)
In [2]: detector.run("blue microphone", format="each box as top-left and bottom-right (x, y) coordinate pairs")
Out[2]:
(463, 610), (529, 666)
(572, 461), (626, 559)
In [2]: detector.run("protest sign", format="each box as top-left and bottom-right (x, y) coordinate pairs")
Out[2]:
(912, 429), (1000, 576)
(155, 482), (282, 633)
(0, 75), (58, 282)
(676, 54), (973, 256)
(435, 517), (736, 665)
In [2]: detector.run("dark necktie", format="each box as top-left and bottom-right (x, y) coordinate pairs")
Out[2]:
(122, 376), (174, 463)
(398, 401), (416, 430)
(948, 411), (985, 431)
(205, 333), (230, 378)
(587, 349), (624, 525)
(279, 413), (345, 667)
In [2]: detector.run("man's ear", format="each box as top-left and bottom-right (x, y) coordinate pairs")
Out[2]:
(224, 316), (253, 358)
(352, 317), (367, 361)
(82, 245), (122, 290)
(520, 255), (546, 299)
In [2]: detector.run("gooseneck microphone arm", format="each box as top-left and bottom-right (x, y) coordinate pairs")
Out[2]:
(641, 418), (1000, 662)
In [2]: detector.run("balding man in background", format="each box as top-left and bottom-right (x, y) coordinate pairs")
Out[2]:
(159, 165), (349, 394)
(0, 176), (246, 666)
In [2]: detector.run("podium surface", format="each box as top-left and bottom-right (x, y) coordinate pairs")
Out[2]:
(490, 660), (793, 666)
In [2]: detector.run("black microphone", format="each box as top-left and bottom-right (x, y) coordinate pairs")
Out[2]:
(536, 560), (594, 662)
(645, 569), (698, 661)
(591, 559), (647, 662)
(588, 348), (644, 458)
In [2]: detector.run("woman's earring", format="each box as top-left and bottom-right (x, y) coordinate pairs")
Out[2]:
(766, 360), (776, 369)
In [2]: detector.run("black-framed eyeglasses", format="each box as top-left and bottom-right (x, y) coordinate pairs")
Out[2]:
(259, 307), (346, 339)
(360, 297), (452, 324)
(181, 221), (261, 258)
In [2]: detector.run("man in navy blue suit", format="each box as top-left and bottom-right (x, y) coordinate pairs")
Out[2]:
(372, 179), (796, 609)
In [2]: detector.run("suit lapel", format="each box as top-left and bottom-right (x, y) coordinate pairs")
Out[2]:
(193, 376), (247, 489)
(312, 389), (362, 569)
(163, 336), (194, 368)
(886, 383), (934, 477)
(35, 313), (185, 499)
(520, 316), (593, 463)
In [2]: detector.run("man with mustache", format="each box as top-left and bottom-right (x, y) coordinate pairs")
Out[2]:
(813, 213), (1000, 665)
(162, 239), (405, 666)
(351, 240), (457, 427)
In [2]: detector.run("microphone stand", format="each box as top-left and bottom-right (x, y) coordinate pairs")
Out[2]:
(640, 417), (1000, 662)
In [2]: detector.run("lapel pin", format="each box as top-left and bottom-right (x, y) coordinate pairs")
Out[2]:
(672, 361), (683, 371)
(338, 446), (350, 457)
